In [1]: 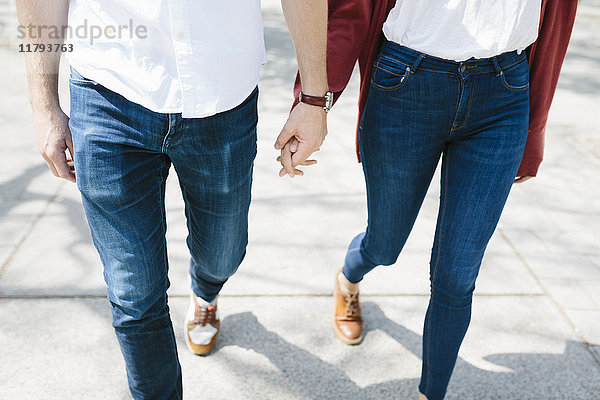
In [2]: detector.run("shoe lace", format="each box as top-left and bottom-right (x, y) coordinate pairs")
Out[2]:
(344, 292), (360, 317)
(194, 305), (216, 326)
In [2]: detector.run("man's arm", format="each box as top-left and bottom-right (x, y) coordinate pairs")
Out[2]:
(16, 0), (74, 182)
(276, 0), (328, 177)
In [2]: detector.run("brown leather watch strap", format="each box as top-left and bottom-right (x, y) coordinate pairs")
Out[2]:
(299, 91), (334, 112)
(299, 93), (327, 107)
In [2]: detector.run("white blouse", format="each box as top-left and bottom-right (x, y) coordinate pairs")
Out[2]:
(66, 0), (267, 118)
(383, 0), (542, 62)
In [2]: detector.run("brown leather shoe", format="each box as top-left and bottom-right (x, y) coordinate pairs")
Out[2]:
(333, 270), (363, 345)
(184, 293), (220, 356)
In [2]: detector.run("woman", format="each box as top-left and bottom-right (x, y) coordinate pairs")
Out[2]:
(289, 0), (577, 399)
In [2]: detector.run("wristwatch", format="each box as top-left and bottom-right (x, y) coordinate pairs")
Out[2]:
(299, 91), (334, 113)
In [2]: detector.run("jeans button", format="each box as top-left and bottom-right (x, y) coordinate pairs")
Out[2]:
(459, 64), (467, 73)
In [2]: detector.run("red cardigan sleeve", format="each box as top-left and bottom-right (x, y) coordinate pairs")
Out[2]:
(519, 0), (578, 177)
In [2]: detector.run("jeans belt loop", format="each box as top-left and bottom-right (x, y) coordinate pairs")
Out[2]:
(410, 54), (426, 74)
(492, 57), (503, 77)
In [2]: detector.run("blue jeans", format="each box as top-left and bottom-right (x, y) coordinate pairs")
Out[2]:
(69, 68), (258, 400)
(343, 41), (529, 399)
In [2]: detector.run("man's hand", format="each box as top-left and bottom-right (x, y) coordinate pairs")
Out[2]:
(274, 102), (327, 177)
(514, 176), (533, 184)
(34, 107), (75, 182)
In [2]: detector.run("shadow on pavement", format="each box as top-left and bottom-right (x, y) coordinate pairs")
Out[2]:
(0, 163), (47, 204)
(212, 303), (600, 399)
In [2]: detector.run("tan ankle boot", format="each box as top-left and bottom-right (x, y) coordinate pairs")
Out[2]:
(333, 270), (363, 345)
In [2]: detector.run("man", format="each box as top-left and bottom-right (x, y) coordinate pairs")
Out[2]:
(17, 0), (328, 398)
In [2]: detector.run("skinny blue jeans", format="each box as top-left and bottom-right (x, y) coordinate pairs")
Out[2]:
(69, 67), (258, 400)
(343, 41), (530, 399)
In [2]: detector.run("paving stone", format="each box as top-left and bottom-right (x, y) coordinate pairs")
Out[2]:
(577, 280), (600, 308)
(535, 230), (600, 256)
(0, 199), (50, 221)
(540, 279), (599, 310)
(500, 228), (552, 255)
(0, 220), (31, 246)
(0, 190), (105, 296)
(1, 296), (599, 400)
(564, 309), (600, 346)
(521, 253), (600, 280)
(0, 245), (14, 271)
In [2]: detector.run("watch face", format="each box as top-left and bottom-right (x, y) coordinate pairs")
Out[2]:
(325, 91), (334, 111)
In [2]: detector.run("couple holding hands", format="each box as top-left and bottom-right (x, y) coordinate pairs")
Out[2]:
(18, 0), (576, 399)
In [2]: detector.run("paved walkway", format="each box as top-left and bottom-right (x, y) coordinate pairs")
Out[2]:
(1, 1), (599, 399)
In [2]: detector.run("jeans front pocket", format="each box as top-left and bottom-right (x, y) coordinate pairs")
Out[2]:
(69, 67), (98, 86)
(498, 58), (529, 91)
(371, 55), (412, 91)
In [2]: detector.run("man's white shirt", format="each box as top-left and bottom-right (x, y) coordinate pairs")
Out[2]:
(66, 0), (267, 118)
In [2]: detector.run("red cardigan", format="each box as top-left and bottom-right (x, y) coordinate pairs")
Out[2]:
(293, 0), (578, 177)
